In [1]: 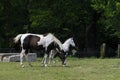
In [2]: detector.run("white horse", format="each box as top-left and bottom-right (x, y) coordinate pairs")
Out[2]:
(48, 37), (76, 64)
(14, 33), (66, 67)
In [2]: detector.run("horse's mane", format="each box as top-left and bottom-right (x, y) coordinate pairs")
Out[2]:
(63, 37), (73, 44)
(47, 33), (63, 50)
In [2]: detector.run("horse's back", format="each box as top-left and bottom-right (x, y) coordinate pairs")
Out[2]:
(21, 34), (41, 49)
(29, 35), (40, 47)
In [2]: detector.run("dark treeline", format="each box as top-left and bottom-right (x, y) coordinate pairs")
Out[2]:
(0, 0), (120, 57)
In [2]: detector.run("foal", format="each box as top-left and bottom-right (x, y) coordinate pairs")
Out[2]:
(48, 37), (76, 64)
(14, 33), (66, 67)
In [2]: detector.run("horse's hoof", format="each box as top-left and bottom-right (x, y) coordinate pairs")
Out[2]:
(62, 64), (66, 67)
(45, 64), (47, 67)
(62, 65), (65, 67)
(21, 65), (25, 68)
(53, 61), (56, 64)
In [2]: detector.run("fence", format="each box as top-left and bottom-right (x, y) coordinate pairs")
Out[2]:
(100, 43), (120, 58)
(0, 44), (120, 58)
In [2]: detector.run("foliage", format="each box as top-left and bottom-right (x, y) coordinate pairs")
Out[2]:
(0, 0), (119, 57)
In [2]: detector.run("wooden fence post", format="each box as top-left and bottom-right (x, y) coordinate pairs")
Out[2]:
(100, 43), (106, 59)
(117, 44), (120, 58)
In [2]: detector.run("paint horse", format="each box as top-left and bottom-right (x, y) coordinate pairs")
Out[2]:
(48, 37), (76, 64)
(14, 33), (66, 67)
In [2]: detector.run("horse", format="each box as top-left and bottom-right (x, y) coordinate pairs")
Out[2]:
(14, 33), (66, 67)
(48, 37), (76, 64)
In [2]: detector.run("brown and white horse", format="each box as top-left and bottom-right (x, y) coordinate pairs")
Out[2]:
(14, 33), (66, 67)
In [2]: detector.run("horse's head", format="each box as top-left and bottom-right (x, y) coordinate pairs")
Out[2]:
(58, 50), (67, 66)
(69, 38), (75, 47)
(69, 38), (79, 53)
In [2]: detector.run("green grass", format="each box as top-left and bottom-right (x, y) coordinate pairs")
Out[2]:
(0, 57), (120, 80)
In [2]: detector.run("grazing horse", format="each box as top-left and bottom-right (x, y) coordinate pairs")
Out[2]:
(48, 37), (76, 64)
(14, 33), (66, 67)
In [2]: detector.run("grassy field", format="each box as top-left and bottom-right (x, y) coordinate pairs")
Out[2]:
(0, 57), (120, 80)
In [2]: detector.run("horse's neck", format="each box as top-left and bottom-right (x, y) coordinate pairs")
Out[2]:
(43, 34), (54, 47)
(42, 33), (63, 50)
(53, 37), (63, 50)
(48, 33), (63, 50)
(62, 40), (71, 52)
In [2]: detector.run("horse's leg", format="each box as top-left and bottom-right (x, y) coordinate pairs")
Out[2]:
(41, 54), (45, 66)
(25, 50), (32, 67)
(20, 49), (25, 68)
(43, 53), (48, 67)
(48, 50), (53, 64)
(51, 52), (56, 64)
(49, 50), (56, 64)
(65, 52), (68, 57)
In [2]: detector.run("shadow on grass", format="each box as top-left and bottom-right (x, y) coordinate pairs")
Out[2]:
(30, 64), (81, 69)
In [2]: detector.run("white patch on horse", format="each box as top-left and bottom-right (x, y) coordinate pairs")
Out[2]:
(37, 33), (63, 50)
(62, 38), (75, 52)
(20, 33), (31, 47)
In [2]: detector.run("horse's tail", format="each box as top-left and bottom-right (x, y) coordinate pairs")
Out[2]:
(14, 34), (23, 43)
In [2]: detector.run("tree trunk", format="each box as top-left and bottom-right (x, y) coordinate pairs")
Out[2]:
(85, 11), (104, 57)
(100, 43), (106, 58)
(117, 44), (120, 58)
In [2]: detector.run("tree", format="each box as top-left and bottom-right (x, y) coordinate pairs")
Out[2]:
(0, 0), (119, 57)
